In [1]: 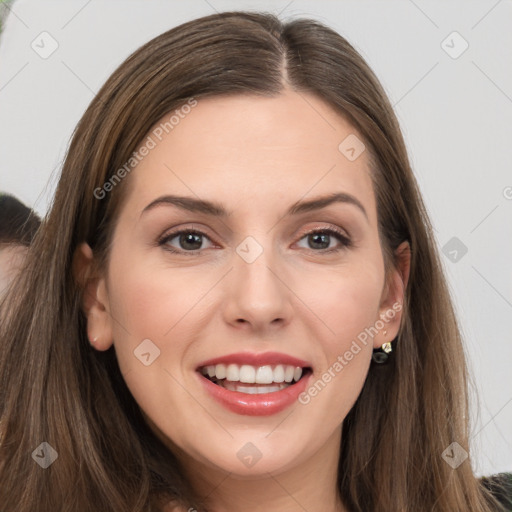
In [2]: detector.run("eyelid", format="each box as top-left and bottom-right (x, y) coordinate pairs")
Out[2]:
(298, 222), (351, 240)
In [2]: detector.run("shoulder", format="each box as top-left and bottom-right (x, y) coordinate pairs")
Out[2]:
(480, 472), (512, 510)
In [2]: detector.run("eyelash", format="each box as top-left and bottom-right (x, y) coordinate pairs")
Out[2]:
(157, 226), (353, 256)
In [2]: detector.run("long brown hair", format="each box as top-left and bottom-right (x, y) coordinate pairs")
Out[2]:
(0, 11), (506, 512)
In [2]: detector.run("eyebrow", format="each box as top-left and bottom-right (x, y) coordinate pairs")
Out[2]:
(140, 192), (368, 222)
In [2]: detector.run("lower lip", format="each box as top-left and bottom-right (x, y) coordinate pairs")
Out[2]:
(197, 371), (312, 416)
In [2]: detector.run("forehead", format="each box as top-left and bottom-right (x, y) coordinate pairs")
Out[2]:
(119, 90), (376, 223)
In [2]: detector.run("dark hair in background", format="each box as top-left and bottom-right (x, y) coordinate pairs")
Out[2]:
(0, 193), (40, 246)
(0, 11), (508, 512)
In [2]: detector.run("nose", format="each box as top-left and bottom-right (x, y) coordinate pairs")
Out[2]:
(221, 239), (294, 332)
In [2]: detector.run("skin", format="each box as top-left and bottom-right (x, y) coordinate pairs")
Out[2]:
(0, 244), (28, 298)
(75, 88), (410, 512)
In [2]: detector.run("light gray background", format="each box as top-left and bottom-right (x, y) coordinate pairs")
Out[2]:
(0, 0), (511, 477)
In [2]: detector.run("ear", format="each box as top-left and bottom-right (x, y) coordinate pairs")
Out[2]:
(73, 242), (113, 351)
(374, 240), (411, 349)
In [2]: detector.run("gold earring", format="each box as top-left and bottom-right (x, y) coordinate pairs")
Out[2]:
(372, 329), (393, 364)
(381, 330), (392, 354)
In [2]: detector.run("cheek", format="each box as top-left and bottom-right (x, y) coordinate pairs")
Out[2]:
(105, 258), (203, 425)
(108, 253), (206, 340)
(106, 250), (224, 390)
(297, 270), (382, 423)
(312, 263), (384, 349)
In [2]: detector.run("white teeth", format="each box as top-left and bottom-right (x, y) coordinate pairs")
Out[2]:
(215, 363), (226, 379)
(273, 364), (285, 383)
(255, 365), (274, 384)
(239, 365), (256, 383)
(226, 364), (240, 382)
(218, 380), (290, 394)
(284, 365), (295, 383)
(200, 363), (306, 384)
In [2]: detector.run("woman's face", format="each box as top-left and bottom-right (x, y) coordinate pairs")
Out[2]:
(78, 89), (408, 478)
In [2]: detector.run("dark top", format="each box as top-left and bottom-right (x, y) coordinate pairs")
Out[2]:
(480, 473), (512, 510)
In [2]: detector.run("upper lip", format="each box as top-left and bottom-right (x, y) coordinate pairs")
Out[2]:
(196, 351), (312, 370)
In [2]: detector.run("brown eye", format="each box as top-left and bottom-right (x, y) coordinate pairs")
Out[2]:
(159, 229), (213, 254)
(296, 228), (352, 252)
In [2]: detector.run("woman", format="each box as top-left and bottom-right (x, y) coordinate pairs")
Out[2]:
(0, 10), (510, 512)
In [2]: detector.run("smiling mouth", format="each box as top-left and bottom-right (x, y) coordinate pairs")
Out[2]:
(199, 364), (312, 395)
